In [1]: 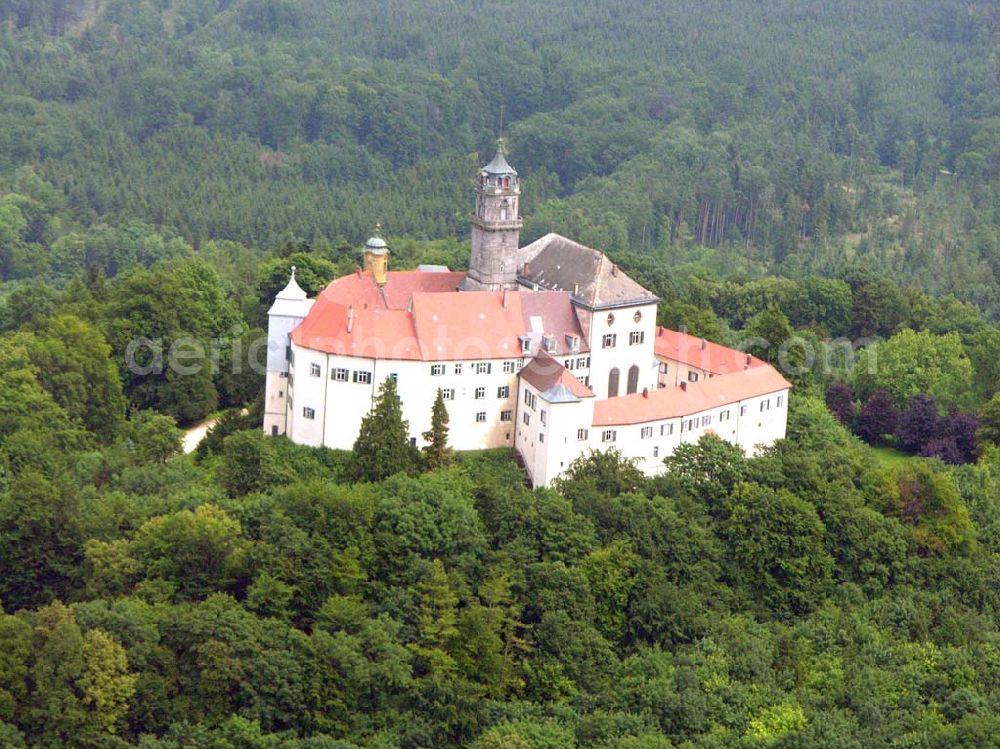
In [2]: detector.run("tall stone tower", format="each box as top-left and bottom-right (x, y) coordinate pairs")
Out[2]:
(460, 139), (523, 291)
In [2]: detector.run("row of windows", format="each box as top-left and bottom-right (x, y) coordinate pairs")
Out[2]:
(431, 361), (520, 376)
(599, 396), (783, 441)
(602, 331), (646, 349)
(306, 407), (513, 426)
(523, 390), (538, 411)
(473, 386), (510, 399)
(564, 357), (591, 371)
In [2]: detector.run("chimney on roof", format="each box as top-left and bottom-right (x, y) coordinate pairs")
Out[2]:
(642, 387), (649, 398)
(680, 381), (687, 392)
(573, 283), (579, 297)
(701, 339), (707, 350)
(347, 306), (354, 333)
(611, 264), (618, 276)
(658, 327), (663, 337)
(523, 261), (530, 276)
(745, 353), (751, 368)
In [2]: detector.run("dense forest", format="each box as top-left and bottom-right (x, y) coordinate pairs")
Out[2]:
(0, 1), (999, 747)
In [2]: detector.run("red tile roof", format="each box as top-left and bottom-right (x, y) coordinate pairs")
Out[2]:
(593, 365), (792, 426)
(519, 352), (594, 399)
(520, 290), (590, 355)
(290, 269), (584, 362)
(411, 291), (526, 361)
(320, 269), (465, 311)
(654, 327), (766, 375)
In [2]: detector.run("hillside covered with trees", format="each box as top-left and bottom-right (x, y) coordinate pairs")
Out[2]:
(0, 1), (999, 747)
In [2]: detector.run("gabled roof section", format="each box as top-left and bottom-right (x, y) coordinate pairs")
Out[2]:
(291, 301), (421, 359)
(654, 327), (767, 375)
(519, 352), (594, 401)
(518, 233), (658, 310)
(520, 290), (589, 356)
(411, 291), (525, 361)
(593, 365), (792, 426)
(321, 269), (465, 311)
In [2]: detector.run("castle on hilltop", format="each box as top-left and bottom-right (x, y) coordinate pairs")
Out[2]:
(264, 142), (791, 486)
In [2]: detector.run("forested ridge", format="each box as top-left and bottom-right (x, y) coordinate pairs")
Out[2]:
(1, 1), (1000, 747)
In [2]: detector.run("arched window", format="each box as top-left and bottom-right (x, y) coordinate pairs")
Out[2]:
(627, 365), (640, 394)
(608, 367), (620, 398)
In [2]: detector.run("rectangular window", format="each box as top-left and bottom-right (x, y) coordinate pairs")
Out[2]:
(720, 409), (730, 422)
(522, 412), (530, 426)
(602, 429), (617, 443)
(702, 415), (712, 427)
(653, 446), (659, 458)
(303, 407), (315, 419)
(630, 331), (645, 345)
(353, 370), (372, 384)
(497, 385), (510, 398)
(280, 371), (289, 379)
(564, 359), (574, 370)
(659, 362), (669, 374)
(540, 410), (547, 425)
(688, 371), (699, 382)
(454, 363), (463, 375)
(777, 395), (784, 407)
(310, 363), (321, 377)
(475, 387), (486, 399)
(431, 364), (445, 376)
(500, 410), (512, 422)
(539, 432), (544, 443)
(524, 389), (531, 406)
(740, 404), (748, 416)
(660, 423), (674, 436)
(519, 336), (531, 354)
(388, 373), (398, 383)
(576, 357), (588, 369)
(503, 361), (515, 374)
(475, 412), (487, 423)
(760, 399), (771, 412)
(641, 426), (653, 439)
(441, 388), (455, 400)
(577, 428), (589, 441)
(475, 362), (491, 374)
(332, 368), (348, 382)
(602, 333), (617, 349)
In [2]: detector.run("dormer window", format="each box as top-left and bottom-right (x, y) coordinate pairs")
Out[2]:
(519, 335), (531, 354)
(542, 335), (557, 353)
(565, 334), (581, 353)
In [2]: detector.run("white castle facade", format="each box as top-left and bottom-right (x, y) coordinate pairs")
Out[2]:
(263, 143), (791, 486)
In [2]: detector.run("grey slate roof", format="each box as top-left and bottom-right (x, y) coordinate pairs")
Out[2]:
(540, 382), (580, 404)
(518, 233), (658, 310)
(482, 142), (517, 175)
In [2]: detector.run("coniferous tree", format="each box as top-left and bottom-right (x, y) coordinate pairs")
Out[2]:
(422, 389), (453, 471)
(347, 377), (420, 483)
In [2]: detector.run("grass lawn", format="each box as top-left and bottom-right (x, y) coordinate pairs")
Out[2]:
(871, 446), (915, 467)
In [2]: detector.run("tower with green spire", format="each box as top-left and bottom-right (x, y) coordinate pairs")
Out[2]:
(461, 139), (523, 291)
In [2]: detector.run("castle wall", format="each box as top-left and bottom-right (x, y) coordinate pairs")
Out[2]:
(585, 301), (658, 399)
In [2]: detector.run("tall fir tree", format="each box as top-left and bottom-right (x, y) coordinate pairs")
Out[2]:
(422, 389), (453, 471)
(347, 377), (420, 482)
